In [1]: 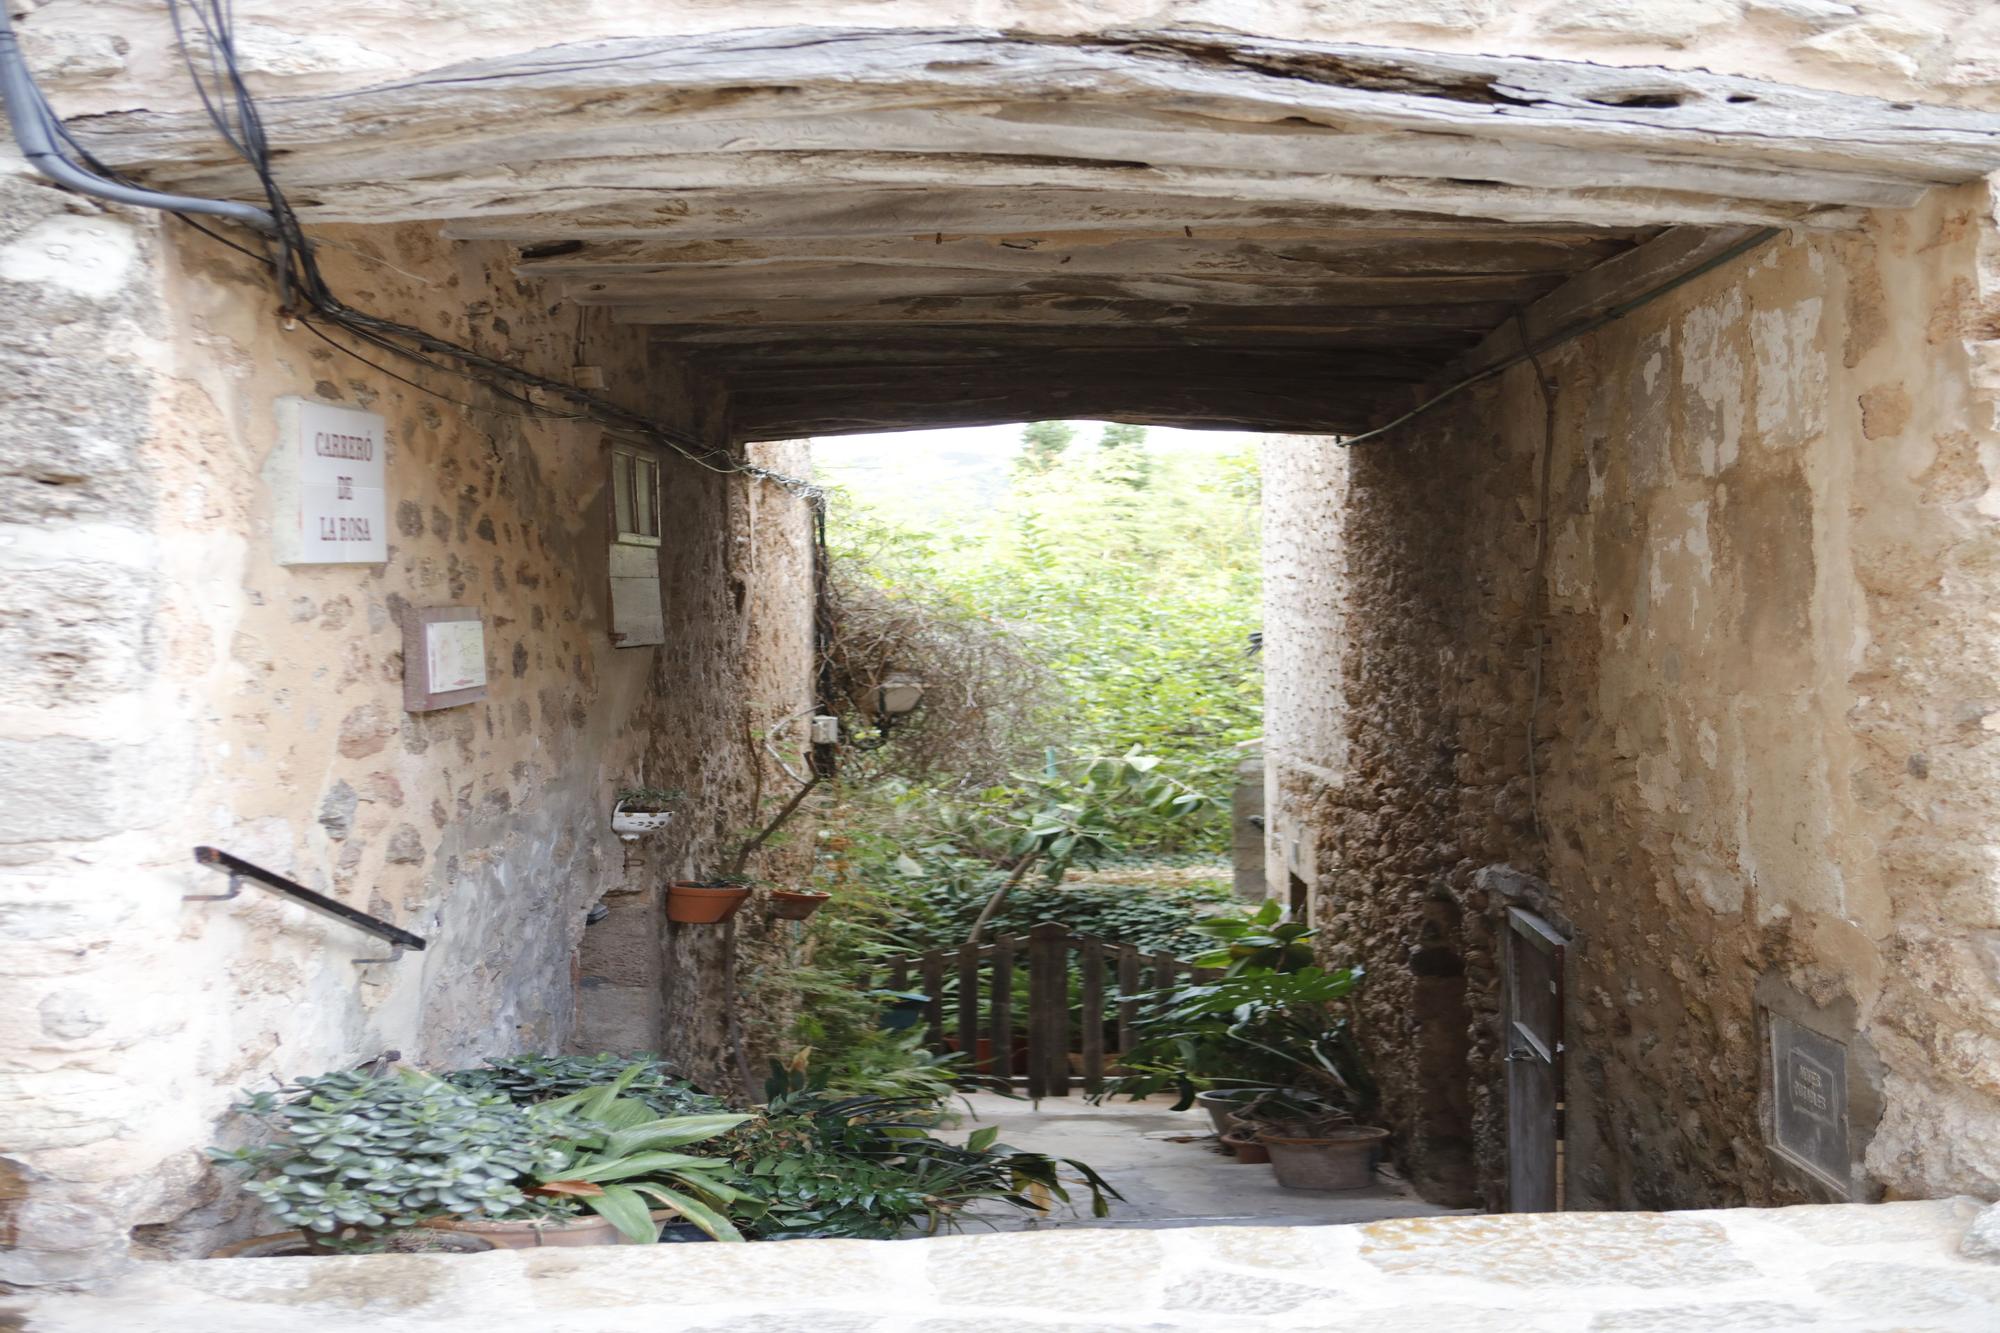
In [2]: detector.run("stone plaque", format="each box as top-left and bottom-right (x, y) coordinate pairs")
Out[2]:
(1770, 1013), (1850, 1194)
(402, 606), (486, 711)
(270, 397), (387, 564)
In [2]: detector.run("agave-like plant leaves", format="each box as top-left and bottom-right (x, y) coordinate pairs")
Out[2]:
(577, 1180), (659, 1244)
(556, 1151), (719, 1184)
(538, 1061), (647, 1122)
(600, 1113), (751, 1158)
(628, 1182), (745, 1242)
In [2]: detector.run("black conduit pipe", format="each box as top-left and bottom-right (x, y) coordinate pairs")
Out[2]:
(0, 6), (276, 233)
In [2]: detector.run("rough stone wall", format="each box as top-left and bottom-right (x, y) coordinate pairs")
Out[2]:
(22, 2), (2000, 114)
(1265, 185), (2000, 1211)
(0, 155), (816, 1281)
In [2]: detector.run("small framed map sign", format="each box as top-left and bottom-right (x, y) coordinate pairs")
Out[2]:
(403, 606), (487, 711)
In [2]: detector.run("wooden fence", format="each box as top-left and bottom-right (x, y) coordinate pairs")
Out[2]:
(880, 921), (1216, 1098)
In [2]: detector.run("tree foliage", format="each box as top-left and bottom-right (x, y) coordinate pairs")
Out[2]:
(823, 423), (1261, 854)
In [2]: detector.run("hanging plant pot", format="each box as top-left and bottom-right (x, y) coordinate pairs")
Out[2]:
(611, 800), (675, 840)
(767, 888), (830, 920)
(666, 882), (752, 924)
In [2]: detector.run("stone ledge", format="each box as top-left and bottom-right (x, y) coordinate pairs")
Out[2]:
(6, 1199), (1996, 1331)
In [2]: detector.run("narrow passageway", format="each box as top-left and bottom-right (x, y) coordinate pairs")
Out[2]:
(941, 1093), (1462, 1232)
(13, 1), (2000, 1317)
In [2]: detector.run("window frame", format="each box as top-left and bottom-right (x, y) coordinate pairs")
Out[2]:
(610, 446), (662, 546)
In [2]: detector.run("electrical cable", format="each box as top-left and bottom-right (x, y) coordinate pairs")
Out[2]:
(0, 4), (276, 231)
(1338, 226), (1782, 450)
(6, 0), (821, 502)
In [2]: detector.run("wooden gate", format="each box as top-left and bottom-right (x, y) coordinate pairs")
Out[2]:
(880, 922), (1210, 1098)
(1503, 906), (1566, 1211)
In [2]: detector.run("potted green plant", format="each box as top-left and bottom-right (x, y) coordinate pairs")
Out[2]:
(1219, 1125), (1270, 1164)
(206, 1069), (575, 1255)
(667, 874), (755, 924)
(672, 764), (827, 926)
(211, 1063), (754, 1253)
(613, 786), (685, 840)
(427, 1062), (754, 1246)
(1190, 899), (1318, 975)
(766, 886), (831, 920)
(1230, 1090), (1389, 1191)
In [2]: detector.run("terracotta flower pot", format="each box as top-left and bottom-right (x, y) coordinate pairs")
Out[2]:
(1262, 1125), (1390, 1191)
(767, 888), (830, 920)
(210, 1229), (495, 1258)
(422, 1213), (633, 1248)
(666, 882), (752, 924)
(1220, 1131), (1270, 1164)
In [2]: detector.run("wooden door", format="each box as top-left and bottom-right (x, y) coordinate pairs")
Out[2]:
(1504, 907), (1565, 1212)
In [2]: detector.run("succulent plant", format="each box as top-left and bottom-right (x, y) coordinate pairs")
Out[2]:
(444, 1053), (725, 1118)
(209, 1069), (577, 1236)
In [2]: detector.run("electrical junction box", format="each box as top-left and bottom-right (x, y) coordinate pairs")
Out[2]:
(810, 715), (841, 745)
(268, 396), (387, 564)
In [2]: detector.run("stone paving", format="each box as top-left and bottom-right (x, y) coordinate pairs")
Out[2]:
(8, 1199), (1998, 1331)
(938, 1092), (1461, 1230)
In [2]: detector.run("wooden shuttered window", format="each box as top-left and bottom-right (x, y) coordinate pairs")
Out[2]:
(608, 448), (665, 647)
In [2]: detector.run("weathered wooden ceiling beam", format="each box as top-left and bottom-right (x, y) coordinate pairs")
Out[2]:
(641, 323), (1487, 353)
(609, 296), (1517, 331)
(563, 267), (1563, 310)
(682, 344), (1441, 382)
(515, 232), (1645, 281)
(451, 198), (1657, 244)
(729, 379), (1394, 439)
(282, 163), (1847, 232)
(77, 27), (2000, 234)
(1442, 225), (1772, 383)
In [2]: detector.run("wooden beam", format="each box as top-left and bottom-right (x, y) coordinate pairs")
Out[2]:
(609, 295), (1519, 331)
(79, 27), (2000, 237)
(515, 231), (1643, 280)
(287, 162), (1848, 232)
(454, 198), (1658, 244)
(1443, 225), (1770, 381)
(564, 266), (1564, 311)
(644, 322), (1483, 353)
(682, 344), (1442, 382)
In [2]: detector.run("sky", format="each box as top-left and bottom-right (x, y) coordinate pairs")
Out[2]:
(812, 422), (1262, 516)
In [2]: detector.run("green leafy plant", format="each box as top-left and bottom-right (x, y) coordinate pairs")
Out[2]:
(207, 1070), (573, 1246)
(728, 1064), (1120, 1239)
(1095, 966), (1376, 1121)
(445, 1053), (726, 1118)
(1191, 900), (1316, 974)
(965, 750), (1211, 943)
(891, 875), (1233, 957)
(525, 1063), (755, 1242)
(615, 786), (687, 812)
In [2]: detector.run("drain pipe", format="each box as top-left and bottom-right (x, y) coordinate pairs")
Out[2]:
(0, 6), (276, 232)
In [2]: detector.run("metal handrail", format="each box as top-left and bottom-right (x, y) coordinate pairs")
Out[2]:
(188, 846), (428, 963)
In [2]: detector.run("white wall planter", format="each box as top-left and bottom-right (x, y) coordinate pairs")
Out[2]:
(612, 802), (675, 840)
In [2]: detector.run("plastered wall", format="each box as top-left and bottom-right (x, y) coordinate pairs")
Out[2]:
(0, 158), (816, 1280)
(1264, 184), (2000, 1210)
